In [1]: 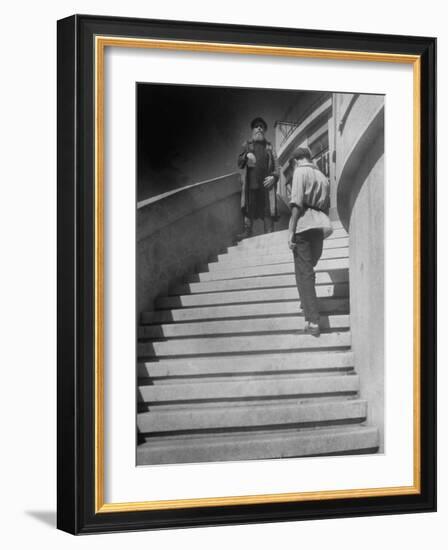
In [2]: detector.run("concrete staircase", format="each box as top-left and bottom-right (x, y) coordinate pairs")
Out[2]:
(137, 221), (379, 465)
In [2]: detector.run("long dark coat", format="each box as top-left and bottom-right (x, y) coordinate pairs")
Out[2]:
(237, 139), (279, 219)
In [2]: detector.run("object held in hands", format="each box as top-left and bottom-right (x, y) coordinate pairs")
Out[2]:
(246, 152), (256, 167)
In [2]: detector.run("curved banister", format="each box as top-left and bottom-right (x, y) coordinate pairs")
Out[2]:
(336, 104), (384, 231)
(138, 173), (242, 240)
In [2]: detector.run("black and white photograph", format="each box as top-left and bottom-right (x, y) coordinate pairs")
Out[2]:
(135, 84), (385, 466)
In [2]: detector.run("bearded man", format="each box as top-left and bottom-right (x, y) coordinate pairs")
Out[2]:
(237, 117), (279, 240)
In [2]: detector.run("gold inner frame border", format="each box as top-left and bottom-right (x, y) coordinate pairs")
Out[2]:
(94, 36), (421, 513)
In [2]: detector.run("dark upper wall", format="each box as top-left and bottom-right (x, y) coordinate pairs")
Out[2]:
(137, 83), (320, 202)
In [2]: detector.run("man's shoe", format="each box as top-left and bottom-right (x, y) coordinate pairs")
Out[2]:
(263, 219), (275, 234)
(304, 322), (320, 337)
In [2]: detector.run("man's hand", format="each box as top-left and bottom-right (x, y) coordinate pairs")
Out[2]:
(246, 152), (256, 167)
(263, 175), (275, 188)
(288, 233), (296, 250)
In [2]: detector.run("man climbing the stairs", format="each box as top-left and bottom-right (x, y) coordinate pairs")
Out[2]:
(288, 146), (333, 337)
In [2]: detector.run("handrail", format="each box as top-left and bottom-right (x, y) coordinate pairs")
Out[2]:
(336, 104), (384, 230)
(276, 98), (333, 162)
(338, 94), (360, 134)
(275, 92), (332, 148)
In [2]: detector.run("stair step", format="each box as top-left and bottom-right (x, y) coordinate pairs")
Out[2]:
(155, 283), (348, 309)
(215, 246), (349, 265)
(137, 398), (367, 434)
(139, 350), (354, 378)
(194, 257), (349, 282)
(142, 297), (348, 324)
(138, 331), (351, 358)
(137, 425), (378, 464)
(235, 225), (346, 247)
(139, 314), (350, 339)
(138, 374), (359, 403)
(176, 270), (348, 295)
(226, 236), (349, 256)
(203, 247), (348, 272)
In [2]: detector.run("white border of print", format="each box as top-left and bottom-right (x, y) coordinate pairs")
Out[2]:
(103, 46), (413, 504)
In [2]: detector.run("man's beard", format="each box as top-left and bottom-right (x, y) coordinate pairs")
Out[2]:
(252, 129), (265, 142)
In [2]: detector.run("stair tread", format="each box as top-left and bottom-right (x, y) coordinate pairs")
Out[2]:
(203, 248), (348, 271)
(233, 224), (345, 244)
(139, 314), (350, 339)
(137, 398), (367, 433)
(138, 374), (360, 402)
(139, 331), (351, 358)
(155, 283), (348, 309)
(195, 257), (349, 282)
(177, 270), (348, 295)
(143, 297), (348, 324)
(136, 425), (378, 464)
(225, 236), (349, 255)
(138, 350), (355, 378)
(233, 233), (347, 250)
(216, 246), (349, 262)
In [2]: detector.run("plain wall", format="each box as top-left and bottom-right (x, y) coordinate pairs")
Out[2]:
(1, 2), (444, 550)
(137, 173), (242, 315)
(348, 152), (385, 449)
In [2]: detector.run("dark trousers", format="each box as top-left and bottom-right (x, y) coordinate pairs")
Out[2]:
(292, 229), (324, 324)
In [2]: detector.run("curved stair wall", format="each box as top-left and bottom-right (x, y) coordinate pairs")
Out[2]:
(335, 94), (385, 451)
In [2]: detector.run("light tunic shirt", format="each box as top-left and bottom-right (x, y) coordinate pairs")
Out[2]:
(289, 162), (333, 238)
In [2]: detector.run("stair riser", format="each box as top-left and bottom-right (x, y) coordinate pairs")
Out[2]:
(141, 373), (356, 387)
(139, 314), (350, 339)
(138, 351), (355, 378)
(214, 247), (348, 266)
(195, 258), (349, 282)
(203, 247), (348, 272)
(227, 237), (349, 255)
(142, 297), (349, 324)
(156, 283), (348, 309)
(178, 270), (348, 295)
(138, 375), (359, 402)
(235, 226), (346, 246)
(137, 399), (366, 434)
(137, 427), (378, 464)
(224, 237), (349, 259)
(139, 396), (361, 413)
(138, 331), (351, 358)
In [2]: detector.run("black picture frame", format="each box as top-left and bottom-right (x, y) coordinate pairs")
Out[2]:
(57, 14), (436, 534)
